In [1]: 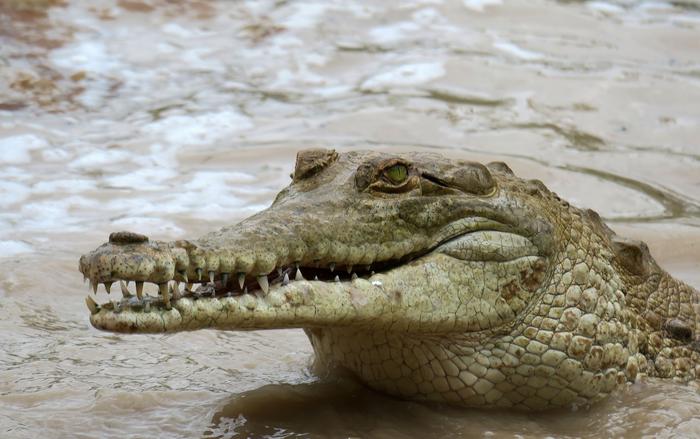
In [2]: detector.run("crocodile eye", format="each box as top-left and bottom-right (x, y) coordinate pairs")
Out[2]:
(384, 164), (408, 185)
(355, 158), (417, 193)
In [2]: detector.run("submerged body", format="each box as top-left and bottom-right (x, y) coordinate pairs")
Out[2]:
(79, 149), (700, 410)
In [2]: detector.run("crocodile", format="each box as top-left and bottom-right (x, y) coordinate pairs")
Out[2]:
(78, 149), (700, 410)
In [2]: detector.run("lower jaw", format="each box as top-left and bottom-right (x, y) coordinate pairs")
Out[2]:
(88, 277), (386, 333)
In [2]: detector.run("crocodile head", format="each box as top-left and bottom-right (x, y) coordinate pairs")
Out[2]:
(79, 149), (700, 409)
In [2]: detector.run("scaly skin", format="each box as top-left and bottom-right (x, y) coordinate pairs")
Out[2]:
(78, 149), (700, 410)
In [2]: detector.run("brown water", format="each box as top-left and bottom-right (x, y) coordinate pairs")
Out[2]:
(1, 0), (699, 437)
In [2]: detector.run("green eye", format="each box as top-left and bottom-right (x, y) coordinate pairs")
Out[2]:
(385, 164), (408, 184)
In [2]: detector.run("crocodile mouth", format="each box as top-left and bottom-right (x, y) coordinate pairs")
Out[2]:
(92, 261), (391, 313)
(86, 225), (541, 316)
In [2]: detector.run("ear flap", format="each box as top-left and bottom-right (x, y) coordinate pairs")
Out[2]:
(293, 148), (339, 182)
(486, 161), (514, 176)
(611, 236), (657, 277)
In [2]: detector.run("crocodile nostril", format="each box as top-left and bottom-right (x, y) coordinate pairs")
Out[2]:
(109, 231), (149, 245)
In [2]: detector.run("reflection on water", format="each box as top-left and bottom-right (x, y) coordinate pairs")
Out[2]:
(1, 0), (699, 438)
(204, 378), (700, 438)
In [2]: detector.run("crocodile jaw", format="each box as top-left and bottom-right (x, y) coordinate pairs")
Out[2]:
(87, 229), (546, 334)
(89, 278), (386, 333)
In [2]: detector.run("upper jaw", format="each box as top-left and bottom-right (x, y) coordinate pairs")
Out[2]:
(81, 215), (542, 332)
(78, 214), (518, 308)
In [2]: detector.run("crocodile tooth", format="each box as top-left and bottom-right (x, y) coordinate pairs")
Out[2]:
(170, 283), (180, 301)
(144, 301), (151, 312)
(346, 265), (353, 274)
(83, 275), (88, 284)
(159, 283), (171, 309)
(282, 272), (289, 286)
(238, 273), (245, 290)
(179, 271), (188, 283)
(334, 275), (340, 282)
(85, 296), (99, 314)
(277, 268), (283, 277)
(196, 268), (203, 281)
(119, 280), (132, 298)
(295, 267), (305, 281)
(244, 286), (248, 294)
(186, 283), (193, 291)
(91, 280), (98, 295)
(221, 273), (229, 288)
(329, 262), (335, 272)
(257, 275), (269, 294)
(104, 282), (113, 294)
(209, 271), (215, 284)
(314, 275), (319, 281)
(136, 281), (144, 300)
(365, 265), (371, 271)
(351, 273), (358, 280)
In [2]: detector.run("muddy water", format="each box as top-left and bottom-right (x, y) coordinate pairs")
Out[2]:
(1, 0), (699, 437)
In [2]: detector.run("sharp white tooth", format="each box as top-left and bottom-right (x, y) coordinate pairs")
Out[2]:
(91, 280), (98, 295)
(329, 263), (335, 272)
(295, 267), (305, 281)
(334, 275), (340, 282)
(282, 272), (289, 286)
(221, 273), (229, 287)
(85, 296), (99, 314)
(136, 281), (144, 300)
(209, 271), (215, 284)
(314, 275), (319, 281)
(159, 283), (171, 309)
(104, 282), (113, 294)
(186, 283), (193, 291)
(196, 268), (203, 281)
(119, 280), (132, 298)
(244, 286), (248, 294)
(277, 268), (283, 277)
(346, 265), (353, 274)
(180, 271), (188, 283)
(257, 275), (269, 294)
(351, 273), (358, 280)
(371, 271), (376, 276)
(238, 273), (245, 289)
(144, 301), (151, 312)
(365, 265), (371, 271)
